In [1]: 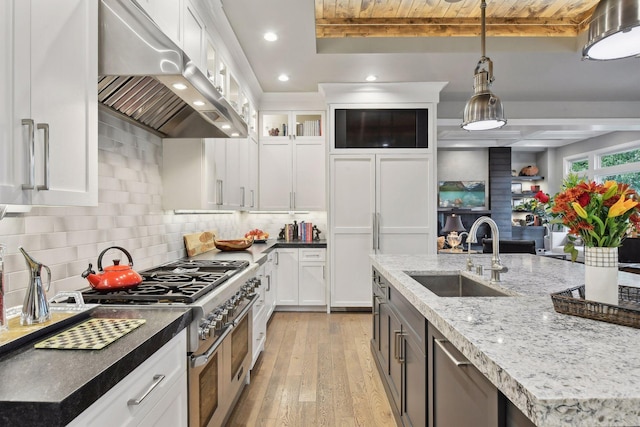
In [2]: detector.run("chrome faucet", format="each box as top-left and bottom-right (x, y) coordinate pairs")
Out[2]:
(466, 216), (508, 283)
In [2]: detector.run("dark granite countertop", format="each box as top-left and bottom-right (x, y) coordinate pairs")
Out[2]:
(188, 239), (327, 265)
(0, 306), (192, 426)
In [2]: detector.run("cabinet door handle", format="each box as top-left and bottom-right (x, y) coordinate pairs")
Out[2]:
(275, 252), (279, 265)
(36, 123), (50, 191)
(241, 186), (245, 207)
(372, 213), (376, 250)
(216, 179), (223, 205)
(127, 374), (165, 406)
(266, 274), (271, 292)
(21, 119), (35, 190)
(322, 265), (325, 279)
(393, 330), (402, 361)
(434, 338), (470, 367)
(250, 189), (255, 208)
(292, 192), (296, 209)
(289, 192), (293, 209)
(376, 213), (381, 250)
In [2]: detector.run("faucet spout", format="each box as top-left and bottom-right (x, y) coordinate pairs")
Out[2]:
(467, 216), (506, 282)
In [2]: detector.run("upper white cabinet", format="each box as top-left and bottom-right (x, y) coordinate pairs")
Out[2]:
(182, 1), (206, 72)
(259, 111), (325, 211)
(261, 111), (323, 140)
(162, 138), (252, 211)
(137, 0), (182, 47)
(0, 0), (98, 206)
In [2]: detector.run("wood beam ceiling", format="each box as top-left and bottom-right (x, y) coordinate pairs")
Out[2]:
(315, 0), (599, 38)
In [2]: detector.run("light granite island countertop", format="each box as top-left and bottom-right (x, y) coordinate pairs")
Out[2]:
(371, 253), (640, 427)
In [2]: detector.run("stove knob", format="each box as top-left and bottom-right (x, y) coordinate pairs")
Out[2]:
(199, 322), (211, 340)
(220, 309), (229, 323)
(213, 315), (223, 330)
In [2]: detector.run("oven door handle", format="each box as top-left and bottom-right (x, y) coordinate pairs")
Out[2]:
(233, 293), (259, 326)
(190, 326), (232, 368)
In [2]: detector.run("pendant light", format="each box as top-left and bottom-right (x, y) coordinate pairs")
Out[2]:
(583, 0), (640, 60)
(461, 0), (507, 131)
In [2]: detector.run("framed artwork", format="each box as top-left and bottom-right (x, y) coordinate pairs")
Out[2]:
(438, 181), (486, 208)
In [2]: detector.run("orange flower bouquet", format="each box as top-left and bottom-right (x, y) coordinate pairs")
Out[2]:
(550, 174), (640, 261)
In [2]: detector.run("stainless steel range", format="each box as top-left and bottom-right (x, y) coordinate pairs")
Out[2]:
(82, 258), (262, 427)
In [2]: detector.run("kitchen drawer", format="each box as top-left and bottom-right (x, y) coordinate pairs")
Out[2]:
(67, 329), (187, 427)
(299, 248), (326, 262)
(251, 305), (267, 369)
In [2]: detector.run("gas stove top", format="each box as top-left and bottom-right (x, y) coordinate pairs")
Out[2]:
(81, 259), (250, 305)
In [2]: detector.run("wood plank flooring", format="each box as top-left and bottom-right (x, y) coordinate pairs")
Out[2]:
(225, 312), (396, 427)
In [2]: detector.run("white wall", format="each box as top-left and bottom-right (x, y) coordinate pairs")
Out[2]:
(0, 111), (325, 309)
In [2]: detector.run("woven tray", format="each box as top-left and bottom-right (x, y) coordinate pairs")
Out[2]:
(551, 285), (640, 329)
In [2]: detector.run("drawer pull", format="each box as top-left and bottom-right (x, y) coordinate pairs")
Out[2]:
(127, 374), (165, 406)
(434, 339), (470, 367)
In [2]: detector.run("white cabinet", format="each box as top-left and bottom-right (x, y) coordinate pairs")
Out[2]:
(329, 154), (435, 307)
(263, 250), (277, 318)
(260, 111), (323, 140)
(259, 111), (325, 211)
(137, 0), (182, 47)
(162, 138), (252, 210)
(251, 264), (267, 368)
(275, 248), (326, 307)
(182, 0), (205, 72)
(68, 329), (188, 427)
(1, 0), (97, 206)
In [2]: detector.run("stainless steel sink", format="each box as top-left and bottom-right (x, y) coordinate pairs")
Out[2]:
(409, 273), (511, 297)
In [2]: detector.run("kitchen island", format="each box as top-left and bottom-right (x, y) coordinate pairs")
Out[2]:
(372, 253), (640, 427)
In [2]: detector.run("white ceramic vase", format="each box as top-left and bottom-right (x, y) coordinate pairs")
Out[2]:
(584, 246), (619, 306)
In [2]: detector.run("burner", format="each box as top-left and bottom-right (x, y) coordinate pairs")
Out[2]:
(81, 258), (250, 304)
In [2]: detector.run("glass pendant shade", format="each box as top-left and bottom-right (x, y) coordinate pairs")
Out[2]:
(583, 0), (640, 60)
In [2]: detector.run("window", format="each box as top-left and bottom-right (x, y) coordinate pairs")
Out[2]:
(600, 172), (640, 191)
(569, 159), (588, 173)
(600, 148), (640, 168)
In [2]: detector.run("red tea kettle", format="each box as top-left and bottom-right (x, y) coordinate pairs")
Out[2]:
(82, 246), (143, 291)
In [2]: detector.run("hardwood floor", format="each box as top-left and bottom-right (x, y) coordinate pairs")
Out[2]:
(225, 312), (396, 427)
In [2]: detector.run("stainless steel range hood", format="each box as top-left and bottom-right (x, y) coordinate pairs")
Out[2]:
(98, 0), (247, 138)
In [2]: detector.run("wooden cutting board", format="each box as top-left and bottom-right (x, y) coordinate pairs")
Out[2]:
(184, 230), (218, 257)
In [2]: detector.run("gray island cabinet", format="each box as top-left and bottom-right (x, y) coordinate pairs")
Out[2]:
(371, 253), (640, 427)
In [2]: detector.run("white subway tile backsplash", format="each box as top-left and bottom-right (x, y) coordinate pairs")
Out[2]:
(0, 217), (26, 236)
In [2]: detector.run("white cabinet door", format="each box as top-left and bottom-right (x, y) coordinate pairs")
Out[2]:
(259, 140), (293, 210)
(330, 155), (376, 307)
(264, 251), (277, 318)
(329, 154), (435, 307)
(247, 136), (259, 209)
(0, 1), (27, 205)
(182, 1), (205, 72)
(275, 248), (298, 305)
(2, 0), (98, 206)
(293, 142), (325, 210)
(137, 0), (181, 47)
(222, 139), (242, 209)
(68, 330), (188, 427)
(376, 155), (433, 254)
(299, 261), (325, 305)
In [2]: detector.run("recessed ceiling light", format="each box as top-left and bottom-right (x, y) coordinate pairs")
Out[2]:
(172, 83), (188, 90)
(221, 124), (231, 129)
(193, 100), (205, 106)
(231, 132), (240, 137)
(264, 32), (278, 42)
(278, 74), (289, 82)
(365, 75), (378, 82)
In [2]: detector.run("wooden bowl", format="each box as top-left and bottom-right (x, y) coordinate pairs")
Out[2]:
(214, 238), (254, 251)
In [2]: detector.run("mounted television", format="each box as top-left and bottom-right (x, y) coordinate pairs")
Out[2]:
(334, 108), (429, 149)
(438, 181), (486, 209)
